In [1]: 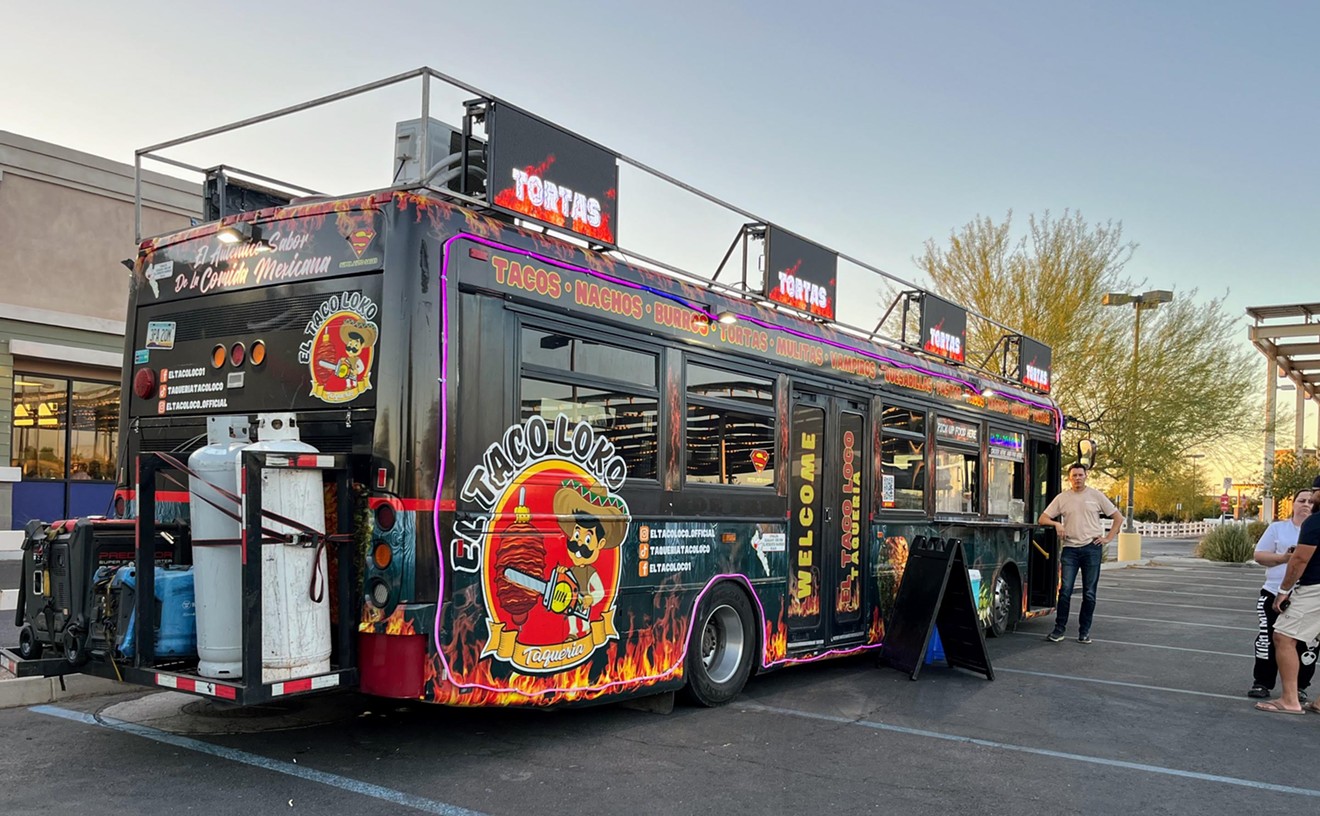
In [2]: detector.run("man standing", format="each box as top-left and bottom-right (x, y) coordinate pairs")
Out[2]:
(1255, 479), (1320, 714)
(1038, 463), (1124, 644)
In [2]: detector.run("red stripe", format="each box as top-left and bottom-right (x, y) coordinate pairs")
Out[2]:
(368, 497), (438, 511)
(117, 490), (191, 502)
(279, 678), (313, 695)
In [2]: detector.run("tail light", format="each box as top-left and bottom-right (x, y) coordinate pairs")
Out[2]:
(210, 345), (227, 369)
(229, 342), (246, 367)
(249, 340), (266, 366)
(132, 368), (157, 400)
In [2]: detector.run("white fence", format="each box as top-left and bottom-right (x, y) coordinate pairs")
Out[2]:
(1100, 518), (1242, 539)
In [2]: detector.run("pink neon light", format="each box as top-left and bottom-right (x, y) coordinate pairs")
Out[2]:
(430, 229), (1052, 701)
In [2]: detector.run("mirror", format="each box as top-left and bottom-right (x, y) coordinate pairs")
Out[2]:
(1076, 438), (1097, 469)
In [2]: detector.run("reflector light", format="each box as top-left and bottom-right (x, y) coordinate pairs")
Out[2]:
(211, 345), (227, 369)
(230, 343), (246, 367)
(375, 503), (396, 533)
(250, 341), (266, 366)
(373, 542), (393, 569)
(376, 468), (388, 489)
(132, 368), (157, 400)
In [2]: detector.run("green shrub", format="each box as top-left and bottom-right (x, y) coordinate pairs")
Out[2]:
(1196, 524), (1256, 562)
(1246, 521), (1268, 543)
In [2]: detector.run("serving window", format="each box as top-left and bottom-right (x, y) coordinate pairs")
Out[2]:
(933, 415), (980, 515)
(987, 428), (1026, 521)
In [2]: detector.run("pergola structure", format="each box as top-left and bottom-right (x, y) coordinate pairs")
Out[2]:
(1247, 302), (1320, 518)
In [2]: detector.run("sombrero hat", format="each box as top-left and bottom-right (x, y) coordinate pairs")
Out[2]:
(339, 317), (378, 349)
(553, 479), (628, 547)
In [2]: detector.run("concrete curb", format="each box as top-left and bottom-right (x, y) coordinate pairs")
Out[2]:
(0, 587), (16, 612)
(0, 672), (129, 710)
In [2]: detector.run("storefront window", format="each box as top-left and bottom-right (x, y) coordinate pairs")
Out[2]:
(12, 376), (68, 479)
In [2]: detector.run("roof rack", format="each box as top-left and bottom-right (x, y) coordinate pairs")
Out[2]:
(134, 66), (1053, 396)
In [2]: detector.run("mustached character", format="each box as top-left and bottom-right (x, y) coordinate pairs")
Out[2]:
(336, 318), (378, 389)
(553, 479), (628, 639)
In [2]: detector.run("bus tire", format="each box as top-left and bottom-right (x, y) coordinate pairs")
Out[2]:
(683, 582), (756, 707)
(987, 570), (1019, 638)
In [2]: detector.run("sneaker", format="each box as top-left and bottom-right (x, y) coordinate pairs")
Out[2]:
(1301, 689), (1310, 704)
(1247, 685), (1271, 699)
(1046, 631), (1065, 643)
(1078, 635), (1093, 644)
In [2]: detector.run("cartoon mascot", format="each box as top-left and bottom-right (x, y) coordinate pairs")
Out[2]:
(336, 318), (378, 390)
(553, 479), (628, 640)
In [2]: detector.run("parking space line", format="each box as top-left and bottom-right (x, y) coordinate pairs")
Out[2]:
(741, 703), (1320, 798)
(1093, 613), (1254, 631)
(1105, 578), (1262, 592)
(31, 706), (486, 816)
(1099, 597), (1243, 612)
(1009, 631), (1250, 659)
(1098, 585), (1256, 600)
(994, 667), (1244, 700)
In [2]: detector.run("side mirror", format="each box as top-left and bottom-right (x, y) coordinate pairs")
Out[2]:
(1076, 438), (1097, 469)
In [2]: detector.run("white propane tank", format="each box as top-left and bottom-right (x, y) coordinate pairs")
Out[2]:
(189, 416), (250, 679)
(243, 413), (331, 682)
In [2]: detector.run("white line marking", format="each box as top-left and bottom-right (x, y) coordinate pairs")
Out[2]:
(993, 667), (1246, 701)
(31, 706), (486, 816)
(1099, 585), (1257, 600)
(741, 702), (1320, 798)
(1098, 597), (1245, 612)
(1092, 613), (1255, 631)
(1009, 631), (1251, 659)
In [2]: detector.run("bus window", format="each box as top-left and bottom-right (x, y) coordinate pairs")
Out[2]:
(880, 404), (926, 510)
(987, 429), (1026, 521)
(519, 326), (660, 480)
(933, 416), (980, 514)
(685, 362), (775, 487)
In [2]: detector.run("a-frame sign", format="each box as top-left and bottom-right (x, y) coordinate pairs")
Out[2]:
(880, 536), (994, 681)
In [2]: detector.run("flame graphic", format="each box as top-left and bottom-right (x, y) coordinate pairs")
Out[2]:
(423, 581), (691, 707)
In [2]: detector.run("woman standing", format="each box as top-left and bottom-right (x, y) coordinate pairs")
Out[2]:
(1248, 489), (1316, 699)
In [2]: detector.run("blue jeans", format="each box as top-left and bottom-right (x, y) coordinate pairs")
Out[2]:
(1053, 543), (1103, 636)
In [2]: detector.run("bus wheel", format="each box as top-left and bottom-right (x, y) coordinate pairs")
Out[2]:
(987, 571), (1019, 638)
(683, 583), (756, 707)
(18, 624), (43, 660)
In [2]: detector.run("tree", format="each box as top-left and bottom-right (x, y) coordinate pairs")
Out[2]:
(1271, 450), (1320, 515)
(914, 210), (1259, 496)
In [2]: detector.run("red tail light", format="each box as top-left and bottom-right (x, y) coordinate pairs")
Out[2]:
(133, 368), (157, 399)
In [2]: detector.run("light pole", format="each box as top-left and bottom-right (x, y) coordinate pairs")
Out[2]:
(1102, 289), (1174, 559)
(1185, 453), (1205, 521)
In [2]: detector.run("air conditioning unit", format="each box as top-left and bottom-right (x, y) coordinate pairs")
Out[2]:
(393, 118), (485, 195)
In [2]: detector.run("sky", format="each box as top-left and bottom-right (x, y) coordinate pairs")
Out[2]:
(3, 0), (1317, 474)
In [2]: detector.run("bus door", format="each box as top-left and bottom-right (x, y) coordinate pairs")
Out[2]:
(1027, 439), (1061, 608)
(787, 391), (869, 650)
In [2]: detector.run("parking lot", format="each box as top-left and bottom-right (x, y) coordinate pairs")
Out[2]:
(2, 553), (1317, 815)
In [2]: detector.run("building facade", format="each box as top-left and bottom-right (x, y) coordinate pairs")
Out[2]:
(0, 132), (198, 545)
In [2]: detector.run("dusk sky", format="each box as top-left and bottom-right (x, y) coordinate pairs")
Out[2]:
(4, 1), (1316, 464)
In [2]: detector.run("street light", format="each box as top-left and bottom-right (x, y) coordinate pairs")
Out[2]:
(1185, 453), (1205, 521)
(1103, 289), (1174, 558)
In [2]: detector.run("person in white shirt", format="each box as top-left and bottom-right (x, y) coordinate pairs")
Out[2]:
(1247, 489), (1316, 699)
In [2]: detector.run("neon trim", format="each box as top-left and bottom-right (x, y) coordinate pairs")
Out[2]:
(430, 229), (1050, 701)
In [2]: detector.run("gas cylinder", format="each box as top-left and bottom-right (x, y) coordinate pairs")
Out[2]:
(243, 412), (331, 682)
(189, 416), (250, 679)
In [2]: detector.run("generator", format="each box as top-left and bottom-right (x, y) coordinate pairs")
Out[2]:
(16, 517), (186, 665)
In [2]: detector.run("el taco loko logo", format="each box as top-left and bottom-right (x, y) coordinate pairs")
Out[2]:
(454, 414), (630, 674)
(297, 291), (380, 403)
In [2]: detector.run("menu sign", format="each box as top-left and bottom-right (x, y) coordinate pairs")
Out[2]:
(487, 103), (619, 247)
(1018, 335), (1052, 393)
(919, 293), (967, 364)
(935, 416), (979, 445)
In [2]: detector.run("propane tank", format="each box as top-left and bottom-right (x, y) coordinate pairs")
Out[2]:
(189, 416), (250, 679)
(244, 412), (331, 682)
